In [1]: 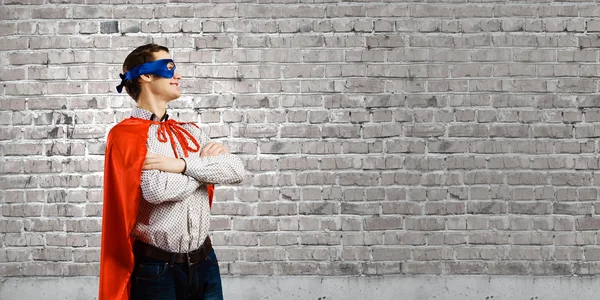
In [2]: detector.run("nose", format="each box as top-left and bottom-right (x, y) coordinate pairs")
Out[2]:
(174, 71), (182, 80)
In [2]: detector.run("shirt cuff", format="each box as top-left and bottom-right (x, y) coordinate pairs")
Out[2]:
(180, 158), (187, 175)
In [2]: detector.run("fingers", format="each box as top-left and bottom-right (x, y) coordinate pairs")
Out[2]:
(142, 159), (155, 170)
(202, 142), (218, 157)
(144, 154), (156, 164)
(206, 142), (227, 154)
(200, 142), (213, 156)
(206, 142), (219, 154)
(201, 142), (228, 157)
(143, 159), (156, 170)
(143, 152), (159, 170)
(212, 143), (227, 154)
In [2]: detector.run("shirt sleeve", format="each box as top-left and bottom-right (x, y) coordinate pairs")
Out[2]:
(140, 170), (201, 204)
(183, 155), (245, 184)
(182, 127), (246, 184)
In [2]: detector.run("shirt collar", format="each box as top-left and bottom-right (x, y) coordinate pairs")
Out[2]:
(131, 107), (169, 122)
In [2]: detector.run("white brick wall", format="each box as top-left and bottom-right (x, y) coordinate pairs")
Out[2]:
(1, 1), (600, 278)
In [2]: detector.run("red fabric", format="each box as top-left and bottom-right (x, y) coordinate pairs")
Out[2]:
(99, 117), (214, 300)
(157, 119), (200, 158)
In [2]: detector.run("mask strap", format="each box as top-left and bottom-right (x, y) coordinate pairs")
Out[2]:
(116, 59), (174, 93)
(116, 73), (127, 93)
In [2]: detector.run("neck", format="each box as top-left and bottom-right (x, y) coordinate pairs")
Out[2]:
(137, 95), (167, 120)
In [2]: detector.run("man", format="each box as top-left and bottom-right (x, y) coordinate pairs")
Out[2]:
(99, 43), (245, 300)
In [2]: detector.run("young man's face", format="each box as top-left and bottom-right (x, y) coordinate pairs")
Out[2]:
(147, 50), (182, 101)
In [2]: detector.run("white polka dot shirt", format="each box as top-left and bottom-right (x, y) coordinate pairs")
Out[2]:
(130, 107), (245, 253)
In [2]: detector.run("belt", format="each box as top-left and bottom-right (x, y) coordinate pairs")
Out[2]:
(133, 236), (212, 266)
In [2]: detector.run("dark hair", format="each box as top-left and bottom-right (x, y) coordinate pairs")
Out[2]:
(122, 43), (170, 101)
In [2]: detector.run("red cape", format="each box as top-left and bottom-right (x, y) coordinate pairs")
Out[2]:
(99, 117), (214, 300)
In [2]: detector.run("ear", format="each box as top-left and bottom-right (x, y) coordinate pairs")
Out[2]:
(139, 74), (153, 83)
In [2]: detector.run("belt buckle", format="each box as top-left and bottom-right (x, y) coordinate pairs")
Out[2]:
(168, 253), (176, 267)
(186, 251), (192, 266)
(188, 246), (205, 265)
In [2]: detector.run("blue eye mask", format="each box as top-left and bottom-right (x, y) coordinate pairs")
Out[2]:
(116, 59), (176, 93)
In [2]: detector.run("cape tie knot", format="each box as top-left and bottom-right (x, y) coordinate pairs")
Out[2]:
(156, 119), (200, 158)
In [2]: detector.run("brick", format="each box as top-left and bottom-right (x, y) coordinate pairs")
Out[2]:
(539, 5), (578, 17)
(509, 202), (552, 215)
(73, 249), (99, 263)
(296, 172), (336, 186)
(342, 188), (364, 201)
(212, 202), (255, 216)
(362, 124), (401, 138)
(0, 176), (39, 189)
(22, 262), (64, 276)
(301, 232), (341, 245)
(229, 262), (274, 275)
(424, 202), (465, 215)
(233, 219), (277, 231)
(253, 173), (293, 187)
(410, 5), (452, 17)
(402, 261), (441, 274)
(511, 232), (553, 245)
(0, 37), (28, 51)
(299, 202), (338, 215)
(0, 22), (17, 36)
(244, 248), (286, 262)
(0, 124), (20, 140)
(320, 157), (360, 170)
(0, 219), (23, 233)
(372, 247), (410, 261)
(367, 35), (404, 48)
(33, 7), (71, 19)
(222, 232), (259, 246)
(341, 202), (378, 215)
(3, 233), (45, 247)
(194, 35), (234, 49)
(384, 231), (425, 246)
(0, 160), (23, 174)
(0, 248), (29, 263)
(280, 125), (320, 138)
(71, 6), (110, 19)
(414, 247), (453, 261)
(325, 5), (364, 18)
(63, 219), (100, 233)
(364, 217), (403, 230)
(342, 232), (382, 246)
(232, 124), (277, 138)
(32, 248), (72, 262)
(98, 21), (118, 34)
(340, 247), (369, 261)
(405, 217), (445, 231)
(64, 262), (99, 276)
(112, 5), (153, 18)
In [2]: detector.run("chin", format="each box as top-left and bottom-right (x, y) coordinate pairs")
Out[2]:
(166, 92), (181, 101)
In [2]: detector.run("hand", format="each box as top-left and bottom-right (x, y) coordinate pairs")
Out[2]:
(143, 152), (186, 174)
(201, 142), (229, 157)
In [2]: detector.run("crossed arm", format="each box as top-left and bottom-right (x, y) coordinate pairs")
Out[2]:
(143, 142), (228, 174)
(140, 141), (245, 204)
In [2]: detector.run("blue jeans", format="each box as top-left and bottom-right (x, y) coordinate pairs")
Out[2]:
(130, 249), (223, 300)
